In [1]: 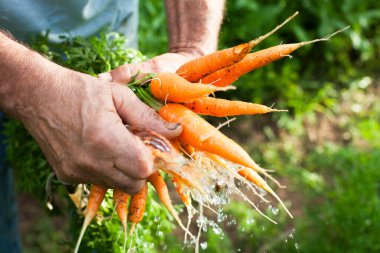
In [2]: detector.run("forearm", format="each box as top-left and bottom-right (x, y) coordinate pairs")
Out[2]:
(0, 32), (182, 192)
(0, 31), (64, 121)
(164, 0), (225, 57)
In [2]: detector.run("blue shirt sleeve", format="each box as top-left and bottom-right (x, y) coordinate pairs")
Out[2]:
(0, 113), (22, 253)
(0, 0), (139, 47)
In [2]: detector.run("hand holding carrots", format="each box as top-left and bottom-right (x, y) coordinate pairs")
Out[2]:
(71, 12), (349, 253)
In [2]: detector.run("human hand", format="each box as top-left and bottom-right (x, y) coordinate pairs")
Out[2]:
(98, 52), (197, 83)
(0, 32), (184, 193)
(18, 66), (181, 193)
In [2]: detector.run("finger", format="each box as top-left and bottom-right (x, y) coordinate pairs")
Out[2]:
(108, 121), (156, 180)
(105, 60), (160, 83)
(98, 53), (195, 83)
(72, 169), (145, 195)
(103, 169), (146, 194)
(111, 85), (182, 139)
(53, 139), (148, 194)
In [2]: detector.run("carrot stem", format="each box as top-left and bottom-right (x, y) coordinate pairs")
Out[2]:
(248, 11), (299, 48)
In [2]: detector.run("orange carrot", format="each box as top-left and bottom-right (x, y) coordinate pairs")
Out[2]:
(148, 171), (193, 237)
(171, 176), (194, 244)
(74, 185), (107, 253)
(202, 26), (350, 86)
(176, 12), (298, 82)
(128, 183), (148, 235)
(159, 103), (268, 175)
(182, 143), (195, 156)
(113, 189), (130, 227)
(183, 97), (287, 117)
(239, 168), (292, 218)
(113, 189), (130, 230)
(171, 138), (195, 158)
(113, 189), (130, 253)
(176, 43), (251, 82)
(172, 176), (192, 207)
(150, 73), (232, 103)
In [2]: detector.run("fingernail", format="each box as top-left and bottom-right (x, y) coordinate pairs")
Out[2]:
(98, 72), (113, 81)
(164, 122), (180, 130)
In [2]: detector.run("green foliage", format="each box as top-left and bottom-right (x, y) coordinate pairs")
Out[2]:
(285, 146), (380, 253)
(223, 201), (289, 252)
(221, 139), (380, 253)
(3, 120), (50, 200)
(31, 32), (146, 75)
(138, 0), (168, 57)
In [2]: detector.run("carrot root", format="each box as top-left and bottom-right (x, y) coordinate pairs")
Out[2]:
(248, 11), (299, 48)
(74, 214), (92, 253)
(129, 223), (136, 236)
(148, 172), (195, 240)
(74, 185), (107, 253)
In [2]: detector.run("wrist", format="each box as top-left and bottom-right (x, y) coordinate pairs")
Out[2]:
(0, 35), (68, 122)
(165, 0), (224, 58)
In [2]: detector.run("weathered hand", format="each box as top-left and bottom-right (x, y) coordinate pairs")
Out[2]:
(1, 32), (184, 194)
(98, 52), (196, 83)
(22, 69), (182, 193)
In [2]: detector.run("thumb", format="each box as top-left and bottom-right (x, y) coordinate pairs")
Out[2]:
(111, 84), (182, 139)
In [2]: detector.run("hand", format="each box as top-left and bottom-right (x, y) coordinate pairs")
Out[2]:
(0, 32), (184, 194)
(98, 52), (197, 83)
(21, 67), (182, 193)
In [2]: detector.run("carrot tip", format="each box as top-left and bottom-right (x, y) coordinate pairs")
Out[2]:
(321, 25), (350, 41)
(215, 85), (236, 92)
(270, 108), (289, 113)
(300, 25), (351, 47)
(248, 11), (299, 48)
(129, 223), (136, 236)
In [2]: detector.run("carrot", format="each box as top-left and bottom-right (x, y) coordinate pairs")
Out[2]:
(172, 176), (195, 244)
(148, 171), (193, 238)
(176, 43), (251, 82)
(128, 183), (148, 235)
(150, 73), (233, 103)
(74, 185), (107, 253)
(113, 189), (130, 230)
(202, 26), (350, 86)
(176, 11), (299, 82)
(239, 168), (293, 218)
(113, 188), (130, 252)
(172, 176), (192, 207)
(159, 103), (269, 176)
(183, 97), (287, 117)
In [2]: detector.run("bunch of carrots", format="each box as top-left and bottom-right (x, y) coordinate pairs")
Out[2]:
(72, 12), (349, 253)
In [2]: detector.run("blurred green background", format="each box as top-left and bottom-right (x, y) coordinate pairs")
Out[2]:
(140, 1), (380, 251)
(9, 0), (380, 252)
